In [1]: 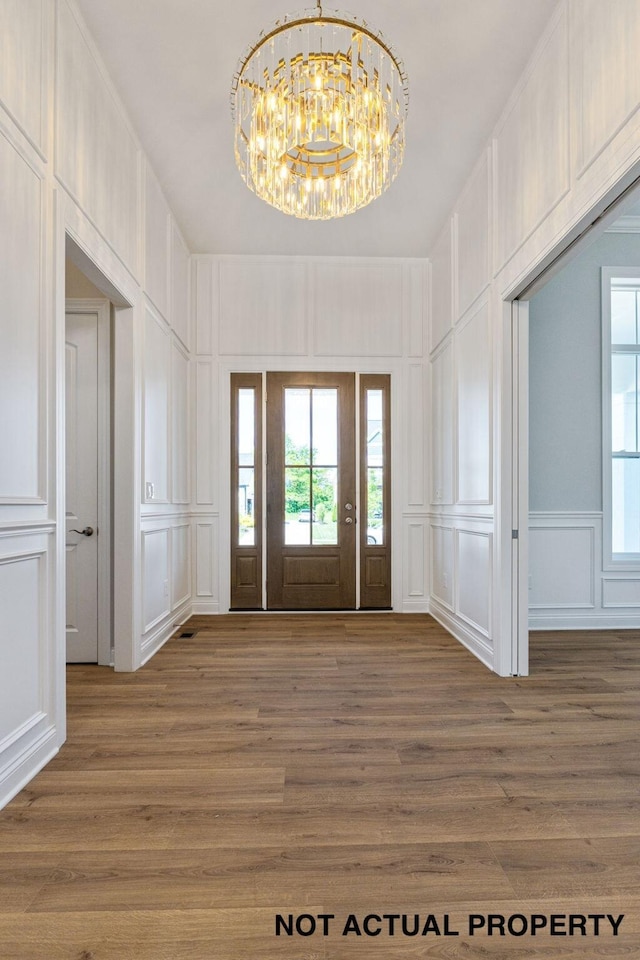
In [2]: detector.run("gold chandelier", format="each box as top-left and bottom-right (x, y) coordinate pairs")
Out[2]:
(230, 2), (408, 220)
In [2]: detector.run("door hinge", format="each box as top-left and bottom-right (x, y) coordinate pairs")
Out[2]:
(512, 529), (519, 539)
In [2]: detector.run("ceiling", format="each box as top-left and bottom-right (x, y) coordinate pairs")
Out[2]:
(76, 0), (560, 258)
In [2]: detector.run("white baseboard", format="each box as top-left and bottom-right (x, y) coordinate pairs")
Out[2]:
(401, 599), (430, 613)
(428, 597), (495, 672)
(191, 601), (220, 614)
(530, 613), (640, 630)
(139, 600), (193, 667)
(0, 726), (58, 811)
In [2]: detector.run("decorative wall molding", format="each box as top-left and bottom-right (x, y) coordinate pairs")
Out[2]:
(55, 0), (140, 273)
(607, 215), (640, 234)
(493, 2), (571, 272)
(573, 0), (640, 179)
(455, 297), (492, 505)
(529, 511), (640, 627)
(0, 129), (47, 507)
(0, 0), (50, 159)
(429, 220), (454, 353)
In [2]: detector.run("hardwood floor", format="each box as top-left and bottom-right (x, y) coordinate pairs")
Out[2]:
(1, 614), (639, 959)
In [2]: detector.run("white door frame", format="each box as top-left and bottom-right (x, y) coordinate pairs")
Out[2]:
(65, 298), (112, 665)
(500, 166), (640, 679)
(496, 297), (529, 678)
(219, 358), (405, 614)
(57, 193), (141, 696)
(510, 299), (529, 676)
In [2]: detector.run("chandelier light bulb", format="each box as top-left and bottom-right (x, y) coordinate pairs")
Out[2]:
(230, 2), (409, 220)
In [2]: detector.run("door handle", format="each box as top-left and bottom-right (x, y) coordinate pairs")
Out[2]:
(70, 526), (94, 537)
(344, 517), (353, 524)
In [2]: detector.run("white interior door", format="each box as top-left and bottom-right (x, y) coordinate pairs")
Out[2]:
(65, 310), (99, 662)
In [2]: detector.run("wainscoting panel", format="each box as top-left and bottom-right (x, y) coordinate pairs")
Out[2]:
(143, 306), (170, 504)
(171, 339), (189, 504)
(407, 262), (426, 358)
(602, 578), (640, 609)
(0, 0), (47, 154)
(313, 261), (403, 357)
(529, 513), (640, 627)
(402, 516), (428, 611)
(218, 259), (307, 356)
(430, 522), (454, 611)
(195, 360), (215, 507)
(456, 299), (492, 505)
(0, 529), (55, 809)
(456, 527), (492, 638)
(171, 522), (191, 610)
(195, 258), (214, 356)
(427, 515), (494, 668)
(430, 340), (454, 506)
(529, 521), (595, 609)
(406, 364), (425, 507)
(0, 547), (44, 743)
(144, 163), (170, 320)
(456, 148), (491, 319)
(573, 0), (640, 177)
(0, 131), (44, 503)
(193, 518), (219, 613)
(142, 527), (170, 632)
(493, 3), (570, 270)
(429, 219), (453, 352)
(55, 0), (139, 272)
(171, 221), (190, 351)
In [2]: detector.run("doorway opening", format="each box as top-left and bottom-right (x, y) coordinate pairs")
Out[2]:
(62, 234), (137, 673)
(508, 179), (640, 675)
(526, 202), (640, 635)
(230, 371), (392, 611)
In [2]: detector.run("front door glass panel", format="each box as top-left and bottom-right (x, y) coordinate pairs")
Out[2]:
(284, 386), (338, 545)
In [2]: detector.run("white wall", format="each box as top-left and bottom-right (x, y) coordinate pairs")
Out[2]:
(192, 255), (428, 614)
(428, 150), (495, 668)
(428, 0), (640, 673)
(5, 0), (640, 809)
(0, 0), (193, 809)
(529, 229), (640, 627)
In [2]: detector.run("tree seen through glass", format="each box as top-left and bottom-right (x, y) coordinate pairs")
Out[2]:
(284, 388), (338, 545)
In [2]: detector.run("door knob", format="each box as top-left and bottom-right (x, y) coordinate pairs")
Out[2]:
(71, 526), (94, 537)
(345, 517), (353, 524)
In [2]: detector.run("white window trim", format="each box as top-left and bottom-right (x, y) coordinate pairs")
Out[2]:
(602, 266), (640, 570)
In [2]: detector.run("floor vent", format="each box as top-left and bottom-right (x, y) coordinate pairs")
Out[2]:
(176, 629), (197, 638)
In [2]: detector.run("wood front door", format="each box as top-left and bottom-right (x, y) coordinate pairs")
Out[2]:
(266, 372), (356, 609)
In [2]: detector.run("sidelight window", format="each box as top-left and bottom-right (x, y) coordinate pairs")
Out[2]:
(230, 373), (263, 609)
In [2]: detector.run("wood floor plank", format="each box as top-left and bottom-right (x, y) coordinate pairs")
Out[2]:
(0, 614), (638, 958)
(282, 764), (507, 803)
(163, 797), (579, 847)
(23, 842), (514, 913)
(72, 738), (402, 770)
(490, 836), (640, 898)
(10, 768), (285, 810)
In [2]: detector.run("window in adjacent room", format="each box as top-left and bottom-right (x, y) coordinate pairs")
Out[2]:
(603, 268), (640, 564)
